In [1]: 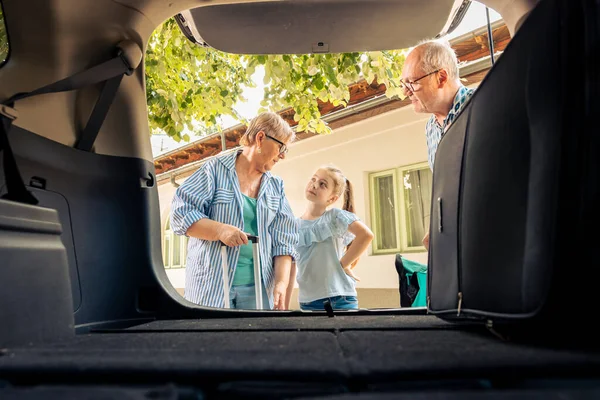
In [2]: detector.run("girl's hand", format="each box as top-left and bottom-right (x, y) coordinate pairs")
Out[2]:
(339, 220), (374, 272)
(343, 265), (361, 282)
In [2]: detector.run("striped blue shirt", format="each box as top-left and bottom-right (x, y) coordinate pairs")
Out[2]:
(170, 150), (299, 308)
(426, 86), (475, 170)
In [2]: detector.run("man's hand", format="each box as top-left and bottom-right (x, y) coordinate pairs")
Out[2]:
(422, 231), (430, 251)
(272, 281), (288, 310)
(218, 225), (248, 247)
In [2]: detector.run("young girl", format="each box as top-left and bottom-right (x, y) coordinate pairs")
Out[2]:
(295, 165), (374, 311)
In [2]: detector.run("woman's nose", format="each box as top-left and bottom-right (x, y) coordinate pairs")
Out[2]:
(278, 152), (286, 160)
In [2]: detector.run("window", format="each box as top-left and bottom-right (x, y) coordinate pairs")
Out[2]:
(163, 216), (188, 269)
(369, 169), (400, 253)
(369, 162), (432, 253)
(399, 163), (432, 251)
(0, 2), (8, 66)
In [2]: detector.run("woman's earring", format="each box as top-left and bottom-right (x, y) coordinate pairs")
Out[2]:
(257, 147), (262, 154)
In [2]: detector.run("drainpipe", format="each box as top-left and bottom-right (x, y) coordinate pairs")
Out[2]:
(170, 174), (180, 188)
(220, 131), (227, 151)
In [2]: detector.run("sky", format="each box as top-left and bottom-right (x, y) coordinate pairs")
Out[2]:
(151, 2), (502, 157)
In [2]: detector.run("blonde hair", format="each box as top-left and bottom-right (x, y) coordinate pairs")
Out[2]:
(239, 111), (295, 146)
(320, 165), (354, 213)
(319, 164), (358, 266)
(412, 39), (459, 80)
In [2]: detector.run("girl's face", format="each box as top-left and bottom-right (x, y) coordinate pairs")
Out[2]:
(305, 169), (338, 206)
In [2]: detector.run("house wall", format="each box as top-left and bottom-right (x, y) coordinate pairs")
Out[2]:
(158, 182), (185, 289)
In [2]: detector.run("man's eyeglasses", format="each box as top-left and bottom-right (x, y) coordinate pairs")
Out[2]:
(400, 69), (440, 93)
(265, 134), (288, 154)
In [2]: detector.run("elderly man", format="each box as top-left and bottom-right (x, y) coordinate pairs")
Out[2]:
(400, 40), (474, 250)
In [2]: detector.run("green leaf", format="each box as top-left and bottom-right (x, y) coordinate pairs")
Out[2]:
(144, 18), (405, 141)
(314, 76), (324, 90)
(325, 65), (337, 84)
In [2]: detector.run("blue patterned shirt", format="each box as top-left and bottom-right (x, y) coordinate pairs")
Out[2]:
(425, 86), (475, 170)
(170, 150), (299, 308)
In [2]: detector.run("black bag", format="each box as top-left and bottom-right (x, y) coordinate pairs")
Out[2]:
(427, 0), (599, 343)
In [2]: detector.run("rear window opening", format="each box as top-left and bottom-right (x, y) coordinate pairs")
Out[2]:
(147, 2), (504, 313)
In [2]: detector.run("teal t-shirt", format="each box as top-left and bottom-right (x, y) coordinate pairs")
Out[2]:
(233, 194), (258, 285)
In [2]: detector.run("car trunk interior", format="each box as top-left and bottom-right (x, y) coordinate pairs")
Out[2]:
(0, 0), (599, 398)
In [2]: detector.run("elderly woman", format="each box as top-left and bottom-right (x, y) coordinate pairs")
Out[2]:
(170, 112), (298, 310)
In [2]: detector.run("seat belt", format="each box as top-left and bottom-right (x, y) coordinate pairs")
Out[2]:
(0, 40), (142, 205)
(0, 109), (36, 204)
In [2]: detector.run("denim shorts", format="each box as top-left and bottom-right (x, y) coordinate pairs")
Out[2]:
(300, 295), (358, 311)
(229, 283), (269, 310)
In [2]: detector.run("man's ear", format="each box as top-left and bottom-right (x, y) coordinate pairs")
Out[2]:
(437, 69), (449, 88)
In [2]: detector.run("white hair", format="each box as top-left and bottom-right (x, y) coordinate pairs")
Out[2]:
(239, 111), (295, 147)
(413, 39), (460, 80)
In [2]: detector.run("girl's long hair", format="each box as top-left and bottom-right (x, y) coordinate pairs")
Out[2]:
(321, 166), (358, 267)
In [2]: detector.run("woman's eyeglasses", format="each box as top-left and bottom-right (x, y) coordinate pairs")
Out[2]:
(265, 134), (288, 154)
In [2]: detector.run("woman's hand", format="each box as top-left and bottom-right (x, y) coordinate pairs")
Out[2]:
(285, 263), (297, 310)
(272, 281), (288, 310)
(218, 224), (249, 247)
(272, 255), (292, 310)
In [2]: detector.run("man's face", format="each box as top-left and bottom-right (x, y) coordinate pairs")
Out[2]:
(401, 51), (440, 114)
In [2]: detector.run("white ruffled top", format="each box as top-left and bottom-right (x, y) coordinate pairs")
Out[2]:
(298, 207), (357, 248)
